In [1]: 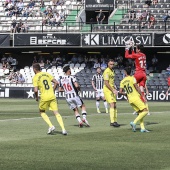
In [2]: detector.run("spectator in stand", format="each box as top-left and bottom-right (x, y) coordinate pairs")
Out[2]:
(96, 9), (105, 24)
(44, 60), (51, 69)
(163, 10), (170, 22)
(40, 3), (46, 16)
(4, 0), (11, 7)
(28, 0), (35, 8)
(1, 55), (7, 64)
(78, 55), (84, 64)
(3, 62), (11, 70)
(136, 10), (142, 21)
(51, 58), (57, 66)
(140, 11), (149, 28)
(22, 5), (30, 17)
(115, 54), (123, 68)
(7, 55), (13, 64)
(16, 0), (24, 14)
(93, 60), (101, 69)
(145, 0), (152, 7)
(71, 55), (78, 64)
(39, 60), (45, 69)
(22, 19), (29, 33)
(101, 60), (107, 71)
(32, 56), (38, 64)
(9, 71), (18, 83)
(17, 73), (25, 84)
(11, 19), (17, 33)
(56, 56), (63, 66)
(59, 9), (65, 21)
(152, 0), (158, 5)
(38, 55), (44, 63)
(148, 14), (155, 28)
(151, 55), (158, 72)
(128, 9), (136, 22)
(54, 13), (61, 26)
(166, 65), (170, 75)
(16, 19), (24, 33)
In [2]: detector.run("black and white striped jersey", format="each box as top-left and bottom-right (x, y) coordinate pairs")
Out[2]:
(59, 75), (79, 99)
(92, 74), (104, 90)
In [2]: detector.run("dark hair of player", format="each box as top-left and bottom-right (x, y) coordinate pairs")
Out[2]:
(33, 63), (41, 71)
(136, 44), (144, 52)
(108, 59), (114, 63)
(63, 65), (70, 73)
(124, 67), (131, 75)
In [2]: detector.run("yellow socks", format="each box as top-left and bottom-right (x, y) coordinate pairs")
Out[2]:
(114, 109), (117, 122)
(55, 114), (65, 131)
(110, 108), (115, 123)
(41, 112), (53, 127)
(140, 118), (145, 130)
(134, 111), (148, 124)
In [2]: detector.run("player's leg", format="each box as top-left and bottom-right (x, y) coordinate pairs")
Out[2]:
(101, 91), (108, 113)
(130, 100), (149, 132)
(80, 103), (90, 127)
(39, 100), (54, 134)
(96, 90), (101, 113)
(50, 99), (67, 135)
(73, 107), (83, 127)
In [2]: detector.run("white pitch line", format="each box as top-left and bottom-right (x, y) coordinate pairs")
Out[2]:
(0, 111), (169, 122)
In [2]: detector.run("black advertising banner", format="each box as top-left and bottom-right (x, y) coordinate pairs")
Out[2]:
(14, 33), (81, 46)
(82, 33), (153, 46)
(0, 87), (170, 101)
(154, 33), (170, 46)
(0, 34), (10, 46)
(85, 0), (114, 10)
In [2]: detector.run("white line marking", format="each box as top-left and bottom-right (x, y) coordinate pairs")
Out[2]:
(0, 111), (169, 122)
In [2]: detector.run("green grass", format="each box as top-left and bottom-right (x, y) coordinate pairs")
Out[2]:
(0, 99), (170, 170)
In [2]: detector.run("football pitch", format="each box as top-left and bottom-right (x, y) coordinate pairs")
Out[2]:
(0, 99), (170, 170)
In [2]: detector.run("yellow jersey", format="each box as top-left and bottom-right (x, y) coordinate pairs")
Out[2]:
(33, 72), (55, 101)
(120, 76), (140, 103)
(103, 67), (115, 91)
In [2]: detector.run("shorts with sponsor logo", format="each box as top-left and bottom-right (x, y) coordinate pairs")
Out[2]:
(39, 99), (58, 111)
(134, 71), (146, 87)
(96, 89), (104, 98)
(66, 95), (84, 110)
(103, 88), (116, 103)
(130, 98), (146, 112)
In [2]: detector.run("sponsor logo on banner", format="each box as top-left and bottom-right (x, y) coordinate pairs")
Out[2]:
(30, 34), (67, 45)
(14, 33), (81, 46)
(0, 88), (9, 97)
(82, 33), (152, 46)
(85, 0), (114, 10)
(154, 33), (170, 46)
(163, 33), (170, 44)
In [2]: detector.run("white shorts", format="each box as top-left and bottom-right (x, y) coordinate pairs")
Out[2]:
(66, 96), (84, 110)
(96, 89), (104, 98)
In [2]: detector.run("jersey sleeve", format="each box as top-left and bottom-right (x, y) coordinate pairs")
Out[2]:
(92, 75), (95, 81)
(125, 50), (138, 59)
(120, 81), (124, 89)
(132, 76), (137, 84)
(72, 76), (77, 83)
(103, 71), (109, 80)
(33, 77), (38, 87)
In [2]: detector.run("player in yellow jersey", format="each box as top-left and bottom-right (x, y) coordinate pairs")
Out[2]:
(32, 63), (67, 135)
(103, 59), (120, 127)
(119, 67), (149, 132)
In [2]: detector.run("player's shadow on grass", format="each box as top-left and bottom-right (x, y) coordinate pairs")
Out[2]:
(146, 122), (158, 125)
(50, 131), (63, 135)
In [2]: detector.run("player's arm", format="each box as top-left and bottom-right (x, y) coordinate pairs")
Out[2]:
(104, 80), (117, 95)
(145, 84), (149, 95)
(166, 86), (170, 96)
(91, 80), (97, 91)
(119, 88), (127, 96)
(74, 81), (81, 92)
(125, 50), (138, 59)
(34, 86), (38, 101)
(134, 83), (142, 96)
(51, 78), (58, 91)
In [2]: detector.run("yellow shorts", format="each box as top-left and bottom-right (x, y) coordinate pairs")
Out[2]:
(103, 90), (116, 103)
(39, 99), (58, 111)
(130, 99), (146, 112)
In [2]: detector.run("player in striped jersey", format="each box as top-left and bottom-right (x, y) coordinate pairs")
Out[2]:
(92, 67), (108, 114)
(58, 65), (90, 128)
